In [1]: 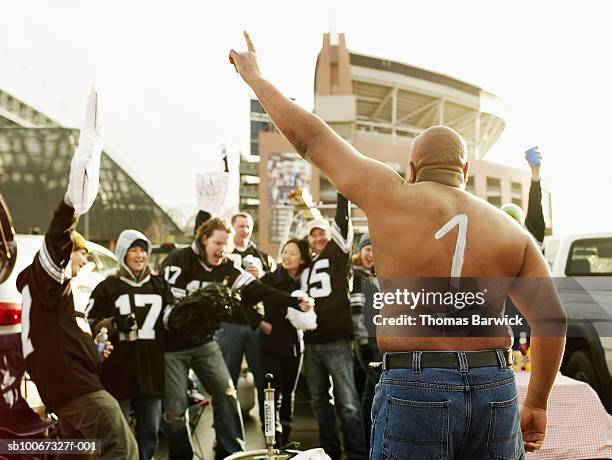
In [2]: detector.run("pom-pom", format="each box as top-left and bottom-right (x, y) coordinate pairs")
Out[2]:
(286, 307), (317, 331)
(167, 283), (242, 347)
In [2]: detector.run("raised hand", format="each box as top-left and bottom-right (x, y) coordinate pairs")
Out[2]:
(525, 147), (542, 181)
(229, 31), (262, 87)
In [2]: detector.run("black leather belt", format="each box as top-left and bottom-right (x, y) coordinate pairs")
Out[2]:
(385, 349), (513, 369)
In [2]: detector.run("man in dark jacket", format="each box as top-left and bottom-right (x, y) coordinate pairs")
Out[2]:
(298, 193), (367, 460)
(218, 211), (275, 427)
(17, 89), (137, 459)
(160, 217), (312, 460)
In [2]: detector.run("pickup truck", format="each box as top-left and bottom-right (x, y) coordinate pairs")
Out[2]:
(544, 233), (612, 411)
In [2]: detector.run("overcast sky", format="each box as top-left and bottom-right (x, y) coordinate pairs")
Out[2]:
(1, 0), (611, 234)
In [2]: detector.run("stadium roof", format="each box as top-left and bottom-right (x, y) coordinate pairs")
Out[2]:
(0, 89), (185, 243)
(0, 89), (59, 128)
(350, 52), (482, 96)
(346, 50), (506, 158)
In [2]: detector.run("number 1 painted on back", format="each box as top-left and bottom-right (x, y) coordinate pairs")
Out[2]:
(435, 214), (468, 278)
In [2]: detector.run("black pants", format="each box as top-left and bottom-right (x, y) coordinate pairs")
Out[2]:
(260, 350), (302, 429)
(355, 341), (382, 451)
(56, 389), (138, 460)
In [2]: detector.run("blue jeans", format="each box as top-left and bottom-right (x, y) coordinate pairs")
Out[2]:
(216, 322), (265, 423)
(370, 350), (525, 460)
(164, 341), (245, 460)
(304, 339), (367, 460)
(119, 397), (162, 460)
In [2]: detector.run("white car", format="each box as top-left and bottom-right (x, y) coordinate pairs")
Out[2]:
(544, 233), (612, 412)
(0, 234), (118, 336)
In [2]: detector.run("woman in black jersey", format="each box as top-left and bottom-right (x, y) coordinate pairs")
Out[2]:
(87, 230), (173, 460)
(350, 233), (381, 451)
(254, 238), (311, 446)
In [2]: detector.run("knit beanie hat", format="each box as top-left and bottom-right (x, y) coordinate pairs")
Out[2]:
(71, 231), (88, 252)
(358, 233), (371, 251)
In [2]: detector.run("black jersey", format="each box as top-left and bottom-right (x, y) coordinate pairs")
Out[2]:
(226, 242), (275, 325)
(161, 241), (299, 352)
(259, 267), (302, 358)
(302, 194), (354, 344)
(16, 201), (103, 410)
(228, 242), (275, 274)
(86, 274), (172, 400)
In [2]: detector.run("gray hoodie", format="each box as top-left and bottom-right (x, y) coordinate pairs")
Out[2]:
(115, 229), (152, 284)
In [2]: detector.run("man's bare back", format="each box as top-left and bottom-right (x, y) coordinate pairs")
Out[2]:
(369, 181), (534, 352)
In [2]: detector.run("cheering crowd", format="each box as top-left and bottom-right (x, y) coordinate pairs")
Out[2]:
(20, 137), (375, 459)
(17, 32), (566, 460)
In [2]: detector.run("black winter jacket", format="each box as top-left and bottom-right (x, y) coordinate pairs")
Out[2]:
(256, 267), (303, 358)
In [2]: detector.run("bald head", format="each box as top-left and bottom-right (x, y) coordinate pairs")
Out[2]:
(409, 125), (468, 188)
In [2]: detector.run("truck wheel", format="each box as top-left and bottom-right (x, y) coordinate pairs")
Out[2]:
(565, 350), (601, 393)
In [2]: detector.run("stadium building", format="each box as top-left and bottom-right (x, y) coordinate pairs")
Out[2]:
(0, 88), (185, 245)
(241, 33), (552, 255)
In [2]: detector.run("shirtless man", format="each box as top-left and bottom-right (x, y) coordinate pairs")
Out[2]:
(229, 32), (566, 459)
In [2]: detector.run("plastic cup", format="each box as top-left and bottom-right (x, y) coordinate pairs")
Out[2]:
(525, 146), (541, 167)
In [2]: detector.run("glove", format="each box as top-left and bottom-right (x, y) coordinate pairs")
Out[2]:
(66, 87), (103, 215)
(112, 313), (136, 333)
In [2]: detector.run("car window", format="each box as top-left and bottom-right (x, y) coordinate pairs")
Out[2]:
(566, 238), (612, 276)
(88, 250), (119, 278)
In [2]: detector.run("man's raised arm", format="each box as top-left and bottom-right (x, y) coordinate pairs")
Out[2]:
(525, 152), (545, 245)
(39, 88), (103, 284)
(229, 31), (403, 211)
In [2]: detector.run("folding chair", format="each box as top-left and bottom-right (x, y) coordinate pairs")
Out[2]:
(0, 405), (60, 460)
(0, 333), (60, 459)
